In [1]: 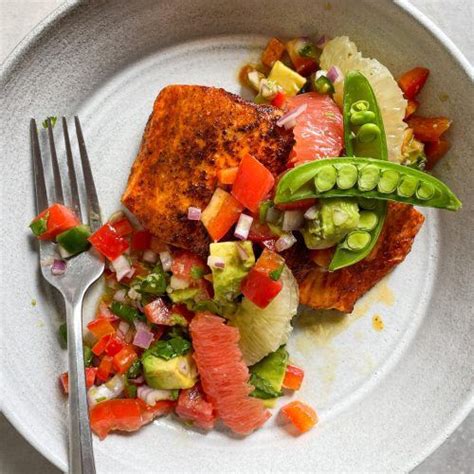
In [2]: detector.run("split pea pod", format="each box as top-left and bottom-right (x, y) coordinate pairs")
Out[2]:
(331, 71), (388, 270)
(274, 157), (462, 211)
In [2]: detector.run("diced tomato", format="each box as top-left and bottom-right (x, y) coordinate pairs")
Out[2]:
(144, 298), (173, 325)
(131, 230), (152, 251)
(201, 188), (244, 241)
(271, 91), (287, 108)
(89, 398), (175, 440)
(425, 139), (451, 170)
(406, 115), (452, 142)
(111, 217), (134, 236)
(97, 355), (114, 382)
(280, 400), (318, 434)
(261, 37), (286, 68)
(171, 251), (207, 283)
(248, 220), (277, 243)
(310, 247), (335, 269)
(113, 345), (138, 374)
(275, 198), (316, 211)
(286, 38), (319, 76)
(398, 67), (430, 100)
(175, 383), (216, 430)
(104, 336), (126, 356)
(217, 167), (239, 185)
(405, 99), (419, 119)
(232, 154), (275, 213)
(92, 335), (112, 356)
(60, 367), (97, 394)
(30, 203), (80, 240)
(87, 318), (116, 340)
(282, 365), (305, 390)
(241, 249), (284, 309)
(88, 223), (129, 261)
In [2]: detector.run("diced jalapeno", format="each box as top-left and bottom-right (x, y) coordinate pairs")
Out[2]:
(378, 169), (400, 194)
(344, 230), (371, 251)
(110, 301), (141, 324)
(315, 166), (337, 192)
(336, 164), (358, 189)
(56, 224), (91, 256)
(30, 214), (48, 237)
(350, 110), (376, 126)
(358, 164), (380, 191)
(358, 211), (378, 231)
(313, 75), (335, 95)
(397, 175), (418, 197)
(416, 181), (435, 200)
(84, 345), (93, 367)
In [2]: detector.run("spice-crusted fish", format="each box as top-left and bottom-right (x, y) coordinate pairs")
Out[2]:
(122, 85), (294, 255)
(293, 202), (425, 313)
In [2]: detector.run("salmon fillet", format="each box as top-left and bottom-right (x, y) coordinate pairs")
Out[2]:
(291, 202), (425, 313)
(122, 85), (294, 255)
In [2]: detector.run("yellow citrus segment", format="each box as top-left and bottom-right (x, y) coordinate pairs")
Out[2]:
(320, 36), (407, 162)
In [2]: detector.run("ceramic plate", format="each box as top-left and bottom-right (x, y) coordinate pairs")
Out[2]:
(1, 0), (473, 472)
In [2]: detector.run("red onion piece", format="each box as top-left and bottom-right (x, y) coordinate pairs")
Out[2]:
(207, 255), (225, 269)
(51, 259), (66, 275)
(137, 385), (175, 406)
(275, 233), (297, 252)
(276, 104), (307, 129)
(111, 255), (132, 282)
(304, 205), (319, 220)
(113, 289), (127, 303)
(159, 251), (172, 272)
(142, 249), (158, 264)
(327, 66), (343, 84)
(187, 206), (202, 221)
(236, 242), (250, 261)
(316, 34), (330, 49)
(133, 327), (154, 349)
(282, 210), (305, 231)
(234, 214), (253, 240)
(129, 375), (144, 385)
(117, 321), (130, 338)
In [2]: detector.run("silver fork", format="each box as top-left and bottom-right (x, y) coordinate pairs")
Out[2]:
(31, 116), (104, 474)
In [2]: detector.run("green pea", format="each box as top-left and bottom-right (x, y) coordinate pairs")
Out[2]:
(336, 164), (358, 189)
(350, 110), (376, 126)
(357, 123), (381, 143)
(345, 231), (371, 251)
(315, 165), (337, 192)
(358, 211), (378, 231)
(358, 164), (380, 191)
(397, 175), (418, 197)
(378, 169), (400, 194)
(350, 100), (370, 114)
(416, 181), (435, 200)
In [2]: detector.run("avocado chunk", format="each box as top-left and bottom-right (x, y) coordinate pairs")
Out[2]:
(210, 241), (255, 308)
(249, 346), (289, 399)
(268, 60), (307, 97)
(142, 352), (198, 390)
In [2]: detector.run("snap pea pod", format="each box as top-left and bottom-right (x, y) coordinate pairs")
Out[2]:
(331, 70), (388, 270)
(275, 157), (462, 211)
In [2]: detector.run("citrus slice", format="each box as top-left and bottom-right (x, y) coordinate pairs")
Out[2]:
(230, 266), (299, 366)
(190, 313), (270, 435)
(320, 36), (407, 162)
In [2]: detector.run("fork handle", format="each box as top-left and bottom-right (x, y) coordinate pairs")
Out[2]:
(65, 296), (96, 474)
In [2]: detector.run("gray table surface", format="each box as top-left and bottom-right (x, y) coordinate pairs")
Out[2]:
(0, 1), (472, 473)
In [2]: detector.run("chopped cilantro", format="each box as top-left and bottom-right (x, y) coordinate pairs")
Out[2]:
(269, 264), (285, 281)
(110, 301), (142, 324)
(298, 44), (317, 59)
(41, 116), (58, 129)
(142, 336), (191, 361)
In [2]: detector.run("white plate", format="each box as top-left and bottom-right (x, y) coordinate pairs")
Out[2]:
(1, 0), (473, 472)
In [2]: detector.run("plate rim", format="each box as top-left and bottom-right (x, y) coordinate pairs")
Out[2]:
(1, 1), (472, 472)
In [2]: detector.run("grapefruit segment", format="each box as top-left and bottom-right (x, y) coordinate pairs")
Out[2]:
(190, 313), (270, 435)
(287, 92), (344, 166)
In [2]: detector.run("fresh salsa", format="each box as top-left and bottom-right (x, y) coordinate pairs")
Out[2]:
(30, 34), (460, 439)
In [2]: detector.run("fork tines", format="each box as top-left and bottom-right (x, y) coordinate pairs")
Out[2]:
(30, 117), (102, 232)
